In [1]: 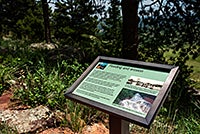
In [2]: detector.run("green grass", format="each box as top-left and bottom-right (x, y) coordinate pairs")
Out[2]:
(164, 49), (200, 90)
(130, 111), (200, 134)
(187, 56), (200, 90)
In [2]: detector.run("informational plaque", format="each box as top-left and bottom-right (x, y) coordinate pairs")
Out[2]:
(65, 56), (179, 127)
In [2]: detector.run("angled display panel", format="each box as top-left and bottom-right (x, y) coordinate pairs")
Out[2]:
(64, 56), (179, 127)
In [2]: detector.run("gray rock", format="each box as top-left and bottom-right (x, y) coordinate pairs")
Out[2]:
(0, 105), (58, 133)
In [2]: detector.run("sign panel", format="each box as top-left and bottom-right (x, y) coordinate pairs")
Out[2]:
(65, 56), (179, 127)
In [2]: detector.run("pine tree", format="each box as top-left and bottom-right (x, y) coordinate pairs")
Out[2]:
(53, 0), (101, 40)
(0, 0), (36, 38)
(16, 3), (44, 41)
(100, 0), (123, 57)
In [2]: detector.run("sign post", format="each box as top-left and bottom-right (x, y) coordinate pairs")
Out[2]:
(64, 56), (179, 133)
(109, 115), (129, 134)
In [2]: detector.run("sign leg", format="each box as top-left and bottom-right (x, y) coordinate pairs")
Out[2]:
(109, 115), (130, 134)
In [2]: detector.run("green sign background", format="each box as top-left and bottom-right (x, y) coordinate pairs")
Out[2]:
(73, 62), (169, 118)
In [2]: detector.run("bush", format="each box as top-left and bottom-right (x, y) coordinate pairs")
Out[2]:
(14, 60), (87, 110)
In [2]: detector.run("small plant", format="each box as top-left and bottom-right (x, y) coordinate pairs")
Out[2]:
(14, 62), (64, 109)
(14, 59), (87, 110)
(0, 122), (18, 134)
(64, 100), (107, 133)
(176, 114), (200, 134)
(0, 57), (19, 96)
(65, 102), (86, 133)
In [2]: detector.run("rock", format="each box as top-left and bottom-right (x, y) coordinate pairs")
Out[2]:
(0, 105), (58, 133)
(40, 123), (109, 134)
(39, 127), (74, 134)
(82, 123), (109, 134)
(0, 92), (109, 134)
(0, 91), (12, 110)
(30, 43), (57, 50)
(0, 46), (8, 55)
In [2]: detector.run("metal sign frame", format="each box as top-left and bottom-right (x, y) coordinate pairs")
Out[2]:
(64, 56), (179, 128)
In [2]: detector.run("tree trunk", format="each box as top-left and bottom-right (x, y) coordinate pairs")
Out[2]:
(121, 0), (139, 60)
(42, 0), (51, 43)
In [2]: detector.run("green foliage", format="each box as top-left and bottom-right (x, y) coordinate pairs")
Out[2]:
(0, 40), (29, 95)
(130, 107), (200, 134)
(0, 0), (36, 38)
(176, 113), (200, 134)
(1, 39), (107, 132)
(138, 0), (200, 117)
(0, 0), (200, 132)
(14, 60), (87, 109)
(0, 122), (18, 134)
(64, 100), (106, 132)
(0, 63), (10, 95)
(52, 0), (103, 37)
(187, 55), (200, 90)
(52, 0), (106, 62)
(100, 0), (123, 57)
(0, 58), (17, 95)
(16, 6), (44, 41)
(0, 35), (199, 133)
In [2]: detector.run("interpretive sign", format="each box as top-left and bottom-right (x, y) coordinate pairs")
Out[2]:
(65, 56), (179, 127)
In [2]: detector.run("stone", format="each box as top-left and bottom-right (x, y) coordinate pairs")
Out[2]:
(0, 91), (12, 110)
(0, 105), (58, 133)
(82, 123), (109, 134)
(30, 43), (57, 50)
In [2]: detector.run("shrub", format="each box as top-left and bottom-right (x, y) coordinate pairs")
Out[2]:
(14, 60), (87, 110)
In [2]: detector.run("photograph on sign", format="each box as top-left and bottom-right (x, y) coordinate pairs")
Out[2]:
(113, 88), (156, 117)
(65, 56), (179, 127)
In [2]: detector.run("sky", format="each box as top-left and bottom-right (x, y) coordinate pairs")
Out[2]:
(49, 0), (156, 11)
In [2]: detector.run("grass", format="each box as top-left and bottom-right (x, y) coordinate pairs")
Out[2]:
(187, 56), (200, 90)
(130, 111), (200, 134)
(164, 49), (200, 90)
